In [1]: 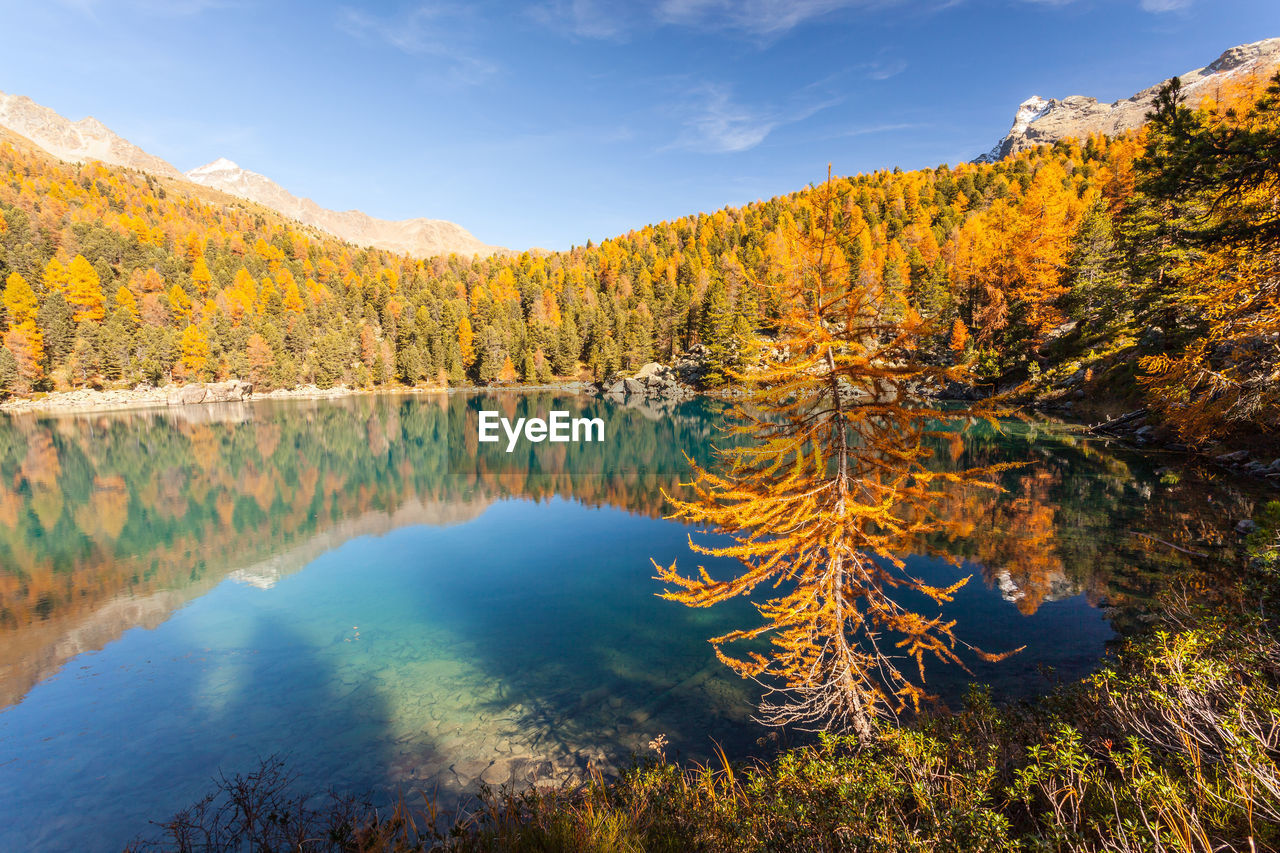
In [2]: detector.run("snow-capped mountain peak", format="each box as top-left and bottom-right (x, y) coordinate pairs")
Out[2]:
(187, 157), (241, 175)
(1011, 96), (1052, 136)
(976, 37), (1280, 162)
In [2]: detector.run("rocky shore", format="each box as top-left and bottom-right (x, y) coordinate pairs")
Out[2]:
(0, 380), (361, 416)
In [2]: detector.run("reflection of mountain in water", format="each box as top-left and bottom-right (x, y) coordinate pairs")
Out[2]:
(0, 394), (1259, 709)
(0, 393), (728, 707)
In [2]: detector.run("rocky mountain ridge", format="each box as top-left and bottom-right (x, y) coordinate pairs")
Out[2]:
(0, 89), (501, 258)
(183, 157), (501, 259)
(978, 37), (1280, 161)
(0, 90), (185, 180)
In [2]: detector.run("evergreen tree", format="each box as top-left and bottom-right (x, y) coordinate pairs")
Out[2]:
(0, 345), (16, 393)
(698, 276), (735, 385)
(37, 292), (76, 366)
(1063, 201), (1127, 323)
(553, 315), (579, 376)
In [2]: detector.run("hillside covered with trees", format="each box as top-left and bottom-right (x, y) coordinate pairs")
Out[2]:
(1, 67), (1277, 444)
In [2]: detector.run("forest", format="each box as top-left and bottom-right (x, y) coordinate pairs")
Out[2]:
(1, 68), (1276, 446)
(2, 61), (1278, 851)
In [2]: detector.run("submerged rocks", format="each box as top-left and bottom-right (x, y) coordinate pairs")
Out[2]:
(1212, 450), (1280, 485)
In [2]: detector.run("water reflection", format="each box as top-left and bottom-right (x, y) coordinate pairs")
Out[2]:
(0, 394), (1260, 709)
(0, 392), (1264, 850)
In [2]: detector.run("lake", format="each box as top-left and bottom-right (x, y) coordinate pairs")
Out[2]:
(0, 392), (1259, 851)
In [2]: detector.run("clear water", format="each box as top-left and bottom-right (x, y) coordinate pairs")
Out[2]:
(0, 393), (1258, 851)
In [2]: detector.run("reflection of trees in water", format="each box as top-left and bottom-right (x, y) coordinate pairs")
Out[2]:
(0, 394), (722, 633)
(0, 395), (1260, 706)
(926, 422), (1257, 622)
(0, 394), (733, 706)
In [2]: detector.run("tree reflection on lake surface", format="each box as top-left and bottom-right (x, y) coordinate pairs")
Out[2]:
(0, 392), (1263, 851)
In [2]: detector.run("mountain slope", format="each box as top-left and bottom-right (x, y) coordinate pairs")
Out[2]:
(184, 157), (502, 259)
(0, 90), (501, 259)
(0, 90), (185, 180)
(978, 37), (1280, 161)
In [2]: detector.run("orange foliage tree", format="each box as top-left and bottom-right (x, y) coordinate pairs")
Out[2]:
(179, 324), (211, 380)
(653, 171), (1017, 738)
(2, 272), (43, 391)
(1137, 72), (1280, 439)
(65, 254), (105, 322)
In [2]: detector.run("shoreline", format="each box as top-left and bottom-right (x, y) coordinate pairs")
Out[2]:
(0, 383), (414, 417)
(6, 380), (1276, 489)
(0, 379), (608, 417)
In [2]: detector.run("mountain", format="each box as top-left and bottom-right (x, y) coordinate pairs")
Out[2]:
(0, 89), (502, 259)
(978, 37), (1280, 162)
(0, 90), (185, 180)
(184, 157), (503, 259)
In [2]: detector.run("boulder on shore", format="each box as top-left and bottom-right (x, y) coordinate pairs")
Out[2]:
(167, 380), (253, 406)
(586, 358), (696, 402)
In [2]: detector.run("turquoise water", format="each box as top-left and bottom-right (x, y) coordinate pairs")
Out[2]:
(0, 393), (1255, 850)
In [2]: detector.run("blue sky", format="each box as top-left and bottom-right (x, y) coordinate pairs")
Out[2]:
(0, 0), (1276, 250)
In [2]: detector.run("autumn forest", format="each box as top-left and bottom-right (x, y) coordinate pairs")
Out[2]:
(1, 69), (1276, 448)
(2, 24), (1280, 849)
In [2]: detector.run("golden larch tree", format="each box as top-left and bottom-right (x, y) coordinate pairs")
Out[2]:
(42, 257), (68, 293)
(3, 272), (38, 327)
(654, 169), (1017, 738)
(3, 272), (44, 391)
(179, 324), (211, 379)
(1138, 71), (1280, 438)
(65, 255), (105, 322)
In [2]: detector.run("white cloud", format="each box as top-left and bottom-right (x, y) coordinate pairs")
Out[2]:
(1139, 0), (1192, 11)
(531, 0), (916, 41)
(663, 82), (839, 153)
(338, 4), (498, 86)
(862, 58), (908, 80)
(673, 85), (777, 152)
(528, 0), (639, 39)
(656, 0), (891, 37)
(340, 4), (499, 86)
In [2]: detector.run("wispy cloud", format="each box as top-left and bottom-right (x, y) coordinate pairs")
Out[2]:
(663, 82), (839, 153)
(832, 121), (925, 137)
(53, 0), (235, 16)
(528, 0), (640, 40)
(530, 0), (913, 41)
(861, 58), (908, 80)
(655, 0), (895, 38)
(668, 85), (778, 152)
(1014, 0), (1191, 13)
(338, 3), (498, 86)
